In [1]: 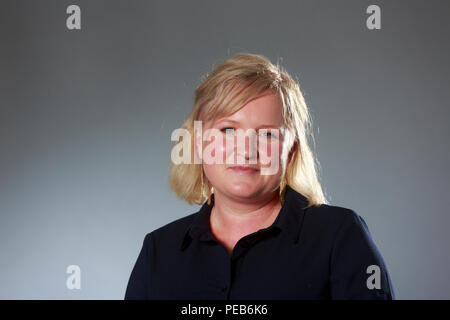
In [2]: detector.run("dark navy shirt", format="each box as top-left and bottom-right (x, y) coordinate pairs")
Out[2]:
(125, 185), (395, 299)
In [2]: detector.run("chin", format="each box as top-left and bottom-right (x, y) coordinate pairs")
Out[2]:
(225, 182), (260, 199)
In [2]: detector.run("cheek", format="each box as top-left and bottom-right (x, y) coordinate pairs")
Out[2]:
(202, 134), (227, 163)
(258, 139), (283, 164)
(202, 136), (227, 183)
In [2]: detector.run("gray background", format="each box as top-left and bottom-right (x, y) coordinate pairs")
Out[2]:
(1, 0), (449, 299)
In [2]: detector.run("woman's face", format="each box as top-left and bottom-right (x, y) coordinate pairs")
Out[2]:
(197, 91), (292, 203)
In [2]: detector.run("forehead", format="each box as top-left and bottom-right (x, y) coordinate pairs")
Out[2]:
(215, 92), (284, 125)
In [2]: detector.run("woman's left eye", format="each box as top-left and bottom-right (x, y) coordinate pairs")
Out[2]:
(260, 131), (278, 139)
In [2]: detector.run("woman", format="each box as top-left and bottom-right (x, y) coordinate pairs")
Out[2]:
(125, 53), (395, 300)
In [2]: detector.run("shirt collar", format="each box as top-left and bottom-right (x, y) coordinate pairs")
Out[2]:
(179, 185), (309, 251)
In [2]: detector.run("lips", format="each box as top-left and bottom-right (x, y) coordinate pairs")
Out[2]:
(228, 166), (259, 174)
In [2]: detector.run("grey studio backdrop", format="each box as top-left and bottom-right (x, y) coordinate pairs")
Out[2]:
(0, 0), (449, 299)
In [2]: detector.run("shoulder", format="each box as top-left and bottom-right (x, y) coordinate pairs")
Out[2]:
(303, 203), (364, 232)
(299, 205), (394, 299)
(296, 203), (371, 247)
(141, 209), (200, 247)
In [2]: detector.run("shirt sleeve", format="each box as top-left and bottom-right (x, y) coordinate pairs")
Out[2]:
(329, 210), (395, 300)
(124, 233), (153, 300)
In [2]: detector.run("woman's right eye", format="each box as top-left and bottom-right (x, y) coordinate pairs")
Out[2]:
(220, 127), (235, 133)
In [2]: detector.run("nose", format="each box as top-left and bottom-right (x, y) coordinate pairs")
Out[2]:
(234, 130), (258, 164)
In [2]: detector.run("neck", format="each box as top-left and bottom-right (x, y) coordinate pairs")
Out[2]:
(210, 189), (282, 239)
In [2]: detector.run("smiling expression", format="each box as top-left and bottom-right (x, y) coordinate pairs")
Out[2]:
(196, 91), (292, 202)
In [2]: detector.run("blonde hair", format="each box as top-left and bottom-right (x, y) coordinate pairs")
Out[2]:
(169, 53), (328, 208)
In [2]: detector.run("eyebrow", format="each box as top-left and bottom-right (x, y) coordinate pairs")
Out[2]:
(215, 119), (281, 129)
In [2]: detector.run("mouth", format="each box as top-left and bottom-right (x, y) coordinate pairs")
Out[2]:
(228, 165), (260, 175)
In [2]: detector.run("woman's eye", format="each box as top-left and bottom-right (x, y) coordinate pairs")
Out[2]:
(220, 127), (235, 134)
(260, 130), (278, 139)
